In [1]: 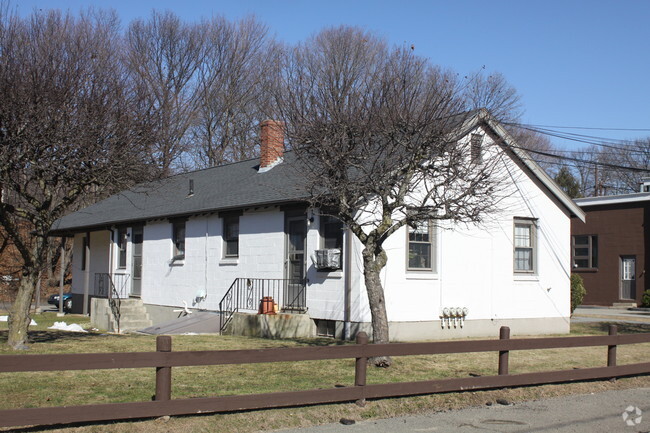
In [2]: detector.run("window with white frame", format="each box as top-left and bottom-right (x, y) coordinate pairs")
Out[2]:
(172, 221), (186, 260)
(407, 220), (436, 271)
(514, 218), (537, 273)
(223, 215), (239, 258)
(117, 227), (128, 269)
(572, 235), (598, 269)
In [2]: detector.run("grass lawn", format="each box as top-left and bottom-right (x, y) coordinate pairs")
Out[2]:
(1, 313), (650, 433)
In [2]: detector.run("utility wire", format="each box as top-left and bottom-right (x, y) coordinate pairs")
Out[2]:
(505, 123), (650, 156)
(516, 123), (650, 132)
(511, 144), (650, 173)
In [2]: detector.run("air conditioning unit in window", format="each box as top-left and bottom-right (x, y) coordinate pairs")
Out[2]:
(312, 248), (341, 271)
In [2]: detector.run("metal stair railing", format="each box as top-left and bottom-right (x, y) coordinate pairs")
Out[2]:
(218, 278), (307, 334)
(94, 273), (130, 334)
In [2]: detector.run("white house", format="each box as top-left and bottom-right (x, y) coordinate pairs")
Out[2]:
(51, 111), (585, 341)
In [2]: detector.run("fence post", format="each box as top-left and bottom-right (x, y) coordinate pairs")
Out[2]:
(354, 332), (368, 407)
(498, 326), (510, 376)
(608, 324), (617, 368)
(156, 336), (172, 401)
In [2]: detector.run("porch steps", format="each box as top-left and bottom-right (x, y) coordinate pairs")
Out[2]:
(108, 299), (152, 333)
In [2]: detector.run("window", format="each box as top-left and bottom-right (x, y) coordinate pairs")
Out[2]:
(223, 216), (239, 258)
(318, 215), (343, 271)
(572, 235), (598, 269)
(407, 220), (435, 271)
(315, 319), (336, 338)
(320, 215), (343, 250)
(470, 133), (483, 165)
(172, 221), (186, 260)
(514, 218), (536, 273)
(117, 227), (128, 269)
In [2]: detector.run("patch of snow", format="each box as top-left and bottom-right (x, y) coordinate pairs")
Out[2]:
(48, 321), (87, 333)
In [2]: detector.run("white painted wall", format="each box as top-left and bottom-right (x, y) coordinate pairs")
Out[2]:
(139, 209), (288, 311)
(70, 124), (572, 337)
(368, 125), (572, 330)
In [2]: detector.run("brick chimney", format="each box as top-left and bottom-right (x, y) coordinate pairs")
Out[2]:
(259, 120), (284, 173)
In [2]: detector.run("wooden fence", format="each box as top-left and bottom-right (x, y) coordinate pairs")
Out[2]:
(1, 325), (650, 428)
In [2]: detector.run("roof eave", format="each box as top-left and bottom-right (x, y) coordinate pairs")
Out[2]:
(466, 109), (586, 223)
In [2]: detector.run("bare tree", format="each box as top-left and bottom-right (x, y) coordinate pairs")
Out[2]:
(601, 138), (650, 193)
(0, 9), (155, 349)
(276, 27), (508, 365)
(464, 71), (523, 124)
(126, 11), (206, 176)
(190, 16), (279, 167)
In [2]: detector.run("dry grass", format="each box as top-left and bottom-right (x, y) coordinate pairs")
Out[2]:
(0, 315), (649, 432)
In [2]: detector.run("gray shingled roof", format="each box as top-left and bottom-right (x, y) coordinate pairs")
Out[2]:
(51, 109), (585, 234)
(51, 152), (308, 234)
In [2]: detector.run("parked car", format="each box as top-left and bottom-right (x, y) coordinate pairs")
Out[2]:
(48, 293), (72, 312)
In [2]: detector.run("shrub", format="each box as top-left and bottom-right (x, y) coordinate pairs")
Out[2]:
(642, 289), (650, 308)
(570, 274), (586, 314)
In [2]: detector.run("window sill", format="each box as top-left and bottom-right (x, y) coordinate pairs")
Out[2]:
(406, 271), (438, 280)
(169, 260), (185, 267)
(316, 271), (343, 278)
(573, 268), (598, 273)
(219, 258), (239, 266)
(514, 274), (539, 281)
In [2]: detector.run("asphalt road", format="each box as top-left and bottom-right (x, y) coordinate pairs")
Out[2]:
(274, 388), (650, 433)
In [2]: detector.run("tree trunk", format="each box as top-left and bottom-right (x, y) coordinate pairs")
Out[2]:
(7, 270), (38, 350)
(362, 248), (392, 367)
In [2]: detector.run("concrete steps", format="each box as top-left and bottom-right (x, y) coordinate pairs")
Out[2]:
(91, 298), (152, 333)
(108, 299), (152, 333)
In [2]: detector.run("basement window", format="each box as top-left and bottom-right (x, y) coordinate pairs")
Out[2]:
(315, 319), (336, 338)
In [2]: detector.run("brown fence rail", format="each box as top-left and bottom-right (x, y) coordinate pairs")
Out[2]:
(1, 325), (649, 428)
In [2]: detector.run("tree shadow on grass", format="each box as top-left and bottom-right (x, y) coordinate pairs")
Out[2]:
(288, 336), (349, 346)
(584, 321), (650, 334)
(0, 330), (109, 346)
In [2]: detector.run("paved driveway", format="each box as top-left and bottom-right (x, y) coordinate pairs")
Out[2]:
(274, 388), (650, 433)
(572, 306), (650, 325)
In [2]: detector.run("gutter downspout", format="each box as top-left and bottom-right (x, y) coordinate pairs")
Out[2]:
(344, 227), (352, 340)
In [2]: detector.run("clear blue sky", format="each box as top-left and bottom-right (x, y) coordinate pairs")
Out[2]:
(11, 0), (650, 149)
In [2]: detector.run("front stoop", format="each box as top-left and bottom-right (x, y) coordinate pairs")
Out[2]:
(91, 298), (152, 333)
(109, 299), (153, 333)
(613, 302), (637, 308)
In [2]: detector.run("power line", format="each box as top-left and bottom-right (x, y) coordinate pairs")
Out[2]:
(511, 144), (650, 173)
(506, 123), (650, 156)
(515, 123), (650, 132)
